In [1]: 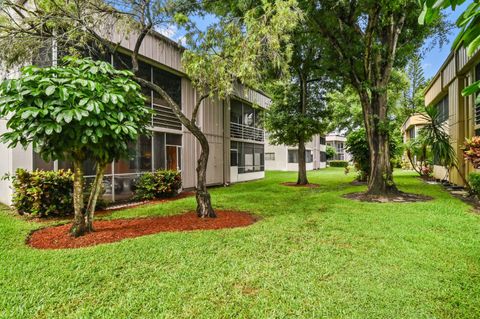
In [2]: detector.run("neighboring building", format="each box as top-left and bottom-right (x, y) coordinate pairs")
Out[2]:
(400, 113), (429, 167)
(423, 44), (480, 186)
(326, 133), (352, 162)
(264, 135), (327, 171)
(0, 30), (270, 204)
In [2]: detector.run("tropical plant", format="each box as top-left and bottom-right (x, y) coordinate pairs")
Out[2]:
(420, 105), (470, 188)
(8, 169), (73, 217)
(403, 137), (432, 177)
(0, 57), (150, 236)
(463, 136), (480, 168)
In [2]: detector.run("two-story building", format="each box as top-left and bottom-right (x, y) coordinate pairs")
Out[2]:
(423, 45), (480, 185)
(264, 135), (327, 171)
(0, 30), (270, 204)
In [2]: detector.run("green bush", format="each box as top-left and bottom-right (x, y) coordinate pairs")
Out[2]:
(328, 160), (349, 168)
(9, 169), (74, 217)
(133, 170), (182, 200)
(469, 173), (480, 195)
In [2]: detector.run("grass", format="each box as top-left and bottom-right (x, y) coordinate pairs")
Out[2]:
(1, 168), (480, 318)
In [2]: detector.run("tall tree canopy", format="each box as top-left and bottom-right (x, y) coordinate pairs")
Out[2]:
(308, 0), (448, 196)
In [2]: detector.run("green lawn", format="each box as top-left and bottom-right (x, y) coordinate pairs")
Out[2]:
(1, 168), (480, 318)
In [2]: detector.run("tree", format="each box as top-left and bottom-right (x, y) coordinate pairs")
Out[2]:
(309, 0), (448, 196)
(420, 105), (470, 189)
(0, 0), (301, 218)
(345, 127), (400, 182)
(326, 145), (336, 160)
(420, 1), (480, 97)
(404, 55), (426, 115)
(0, 57), (150, 236)
(264, 27), (331, 185)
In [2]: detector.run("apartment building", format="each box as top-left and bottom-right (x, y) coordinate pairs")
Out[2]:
(423, 45), (480, 185)
(326, 133), (352, 162)
(0, 30), (270, 204)
(264, 135), (327, 171)
(400, 113), (429, 167)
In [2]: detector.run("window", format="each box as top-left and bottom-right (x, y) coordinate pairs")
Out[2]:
(320, 151), (327, 162)
(265, 152), (275, 161)
(288, 150), (313, 163)
(230, 141), (238, 167)
(306, 150), (313, 163)
(33, 152), (54, 171)
(230, 99), (264, 142)
(237, 142), (264, 173)
(408, 127), (415, 139)
(319, 136), (326, 145)
(435, 95), (449, 123)
(288, 150), (299, 163)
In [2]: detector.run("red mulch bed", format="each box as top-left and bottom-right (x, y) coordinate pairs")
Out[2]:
(28, 210), (257, 250)
(281, 182), (320, 188)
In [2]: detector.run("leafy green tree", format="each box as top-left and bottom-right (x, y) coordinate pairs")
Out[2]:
(309, 0), (448, 195)
(264, 27), (331, 185)
(420, 1), (480, 97)
(0, 0), (301, 218)
(326, 145), (336, 160)
(0, 57), (150, 236)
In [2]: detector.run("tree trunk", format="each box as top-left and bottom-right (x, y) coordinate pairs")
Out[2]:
(297, 137), (308, 185)
(195, 133), (216, 218)
(297, 71), (308, 185)
(133, 77), (216, 218)
(70, 158), (87, 237)
(361, 92), (399, 196)
(85, 162), (106, 232)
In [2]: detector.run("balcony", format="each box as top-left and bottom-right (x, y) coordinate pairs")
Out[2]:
(230, 122), (264, 142)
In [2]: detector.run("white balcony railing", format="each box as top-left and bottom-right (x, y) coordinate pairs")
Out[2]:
(230, 122), (264, 142)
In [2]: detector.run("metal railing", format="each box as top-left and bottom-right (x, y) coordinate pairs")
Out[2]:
(230, 122), (264, 142)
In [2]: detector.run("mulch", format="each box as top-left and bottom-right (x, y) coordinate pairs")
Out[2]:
(28, 210), (257, 250)
(281, 182), (320, 188)
(343, 191), (433, 203)
(31, 192), (196, 223)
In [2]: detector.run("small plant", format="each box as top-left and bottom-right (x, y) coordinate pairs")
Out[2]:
(134, 170), (182, 200)
(328, 160), (349, 168)
(8, 169), (74, 217)
(463, 136), (480, 168)
(469, 172), (480, 196)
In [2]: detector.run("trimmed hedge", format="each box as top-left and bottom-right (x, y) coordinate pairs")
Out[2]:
(10, 169), (73, 217)
(133, 170), (182, 200)
(328, 160), (349, 168)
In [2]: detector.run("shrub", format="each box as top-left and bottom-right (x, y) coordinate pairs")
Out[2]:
(469, 173), (480, 195)
(9, 169), (74, 217)
(328, 160), (348, 168)
(463, 136), (480, 168)
(133, 170), (182, 200)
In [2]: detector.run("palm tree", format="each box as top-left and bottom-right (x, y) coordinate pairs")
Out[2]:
(420, 105), (470, 189)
